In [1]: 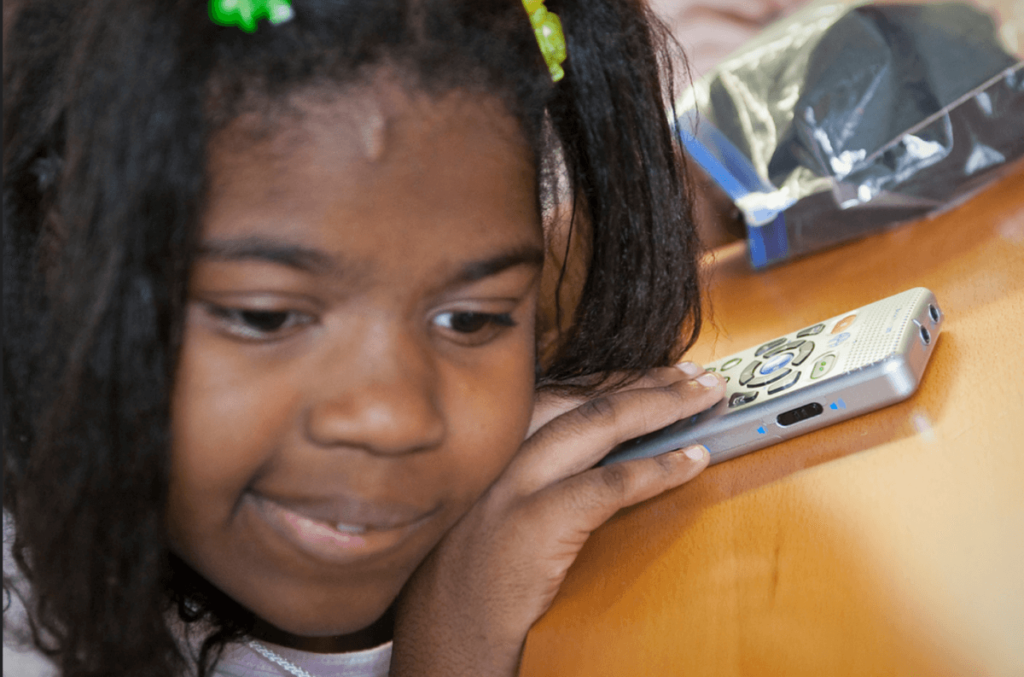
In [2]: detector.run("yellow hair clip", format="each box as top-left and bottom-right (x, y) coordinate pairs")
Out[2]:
(522, 0), (567, 82)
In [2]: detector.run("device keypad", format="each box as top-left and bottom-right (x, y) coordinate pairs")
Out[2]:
(711, 323), (837, 409)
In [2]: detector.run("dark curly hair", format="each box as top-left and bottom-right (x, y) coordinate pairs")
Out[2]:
(3, 0), (702, 675)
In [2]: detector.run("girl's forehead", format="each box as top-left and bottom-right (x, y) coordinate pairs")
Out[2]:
(209, 81), (530, 176)
(200, 81), (542, 283)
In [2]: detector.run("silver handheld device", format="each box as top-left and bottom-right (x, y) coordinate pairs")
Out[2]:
(601, 287), (943, 466)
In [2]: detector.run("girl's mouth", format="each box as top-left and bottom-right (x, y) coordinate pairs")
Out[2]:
(245, 492), (439, 565)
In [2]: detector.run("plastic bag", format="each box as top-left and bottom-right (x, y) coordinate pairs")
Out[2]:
(676, 0), (1024, 268)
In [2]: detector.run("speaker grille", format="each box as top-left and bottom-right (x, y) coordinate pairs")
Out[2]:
(843, 288), (925, 370)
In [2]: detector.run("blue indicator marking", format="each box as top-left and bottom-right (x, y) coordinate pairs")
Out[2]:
(829, 399), (847, 411)
(827, 332), (851, 349)
(756, 426), (767, 435)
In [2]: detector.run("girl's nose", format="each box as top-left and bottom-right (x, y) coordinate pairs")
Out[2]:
(303, 326), (446, 456)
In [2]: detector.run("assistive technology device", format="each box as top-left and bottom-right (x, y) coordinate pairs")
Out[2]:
(602, 287), (943, 466)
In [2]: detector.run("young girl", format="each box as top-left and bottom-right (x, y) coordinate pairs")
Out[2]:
(2, 1), (726, 675)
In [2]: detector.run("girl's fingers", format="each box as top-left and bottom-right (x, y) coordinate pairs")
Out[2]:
(535, 443), (710, 538)
(509, 369), (724, 495)
(527, 362), (707, 437)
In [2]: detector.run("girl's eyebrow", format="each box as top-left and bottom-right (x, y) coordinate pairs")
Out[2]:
(196, 237), (543, 282)
(197, 237), (335, 273)
(452, 246), (544, 285)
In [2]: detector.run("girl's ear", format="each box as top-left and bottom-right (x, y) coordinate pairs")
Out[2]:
(536, 188), (591, 371)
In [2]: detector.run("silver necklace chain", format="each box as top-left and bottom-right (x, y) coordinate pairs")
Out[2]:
(249, 640), (318, 677)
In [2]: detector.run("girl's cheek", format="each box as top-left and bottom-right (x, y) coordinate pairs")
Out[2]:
(461, 338), (537, 486)
(168, 319), (294, 508)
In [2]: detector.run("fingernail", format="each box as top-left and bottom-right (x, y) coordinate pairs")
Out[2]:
(683, 445), (707, 460)
(696, 372), (720, 387)
(675, 361), (704, 377)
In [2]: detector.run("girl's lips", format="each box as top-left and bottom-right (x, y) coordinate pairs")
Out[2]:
(246, 493), (439, 565)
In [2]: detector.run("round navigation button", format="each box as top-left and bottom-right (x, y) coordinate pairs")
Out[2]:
(760, 352), (794, 375)
(810, 353), (837, 380)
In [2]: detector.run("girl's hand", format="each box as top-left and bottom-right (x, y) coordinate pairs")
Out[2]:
(390, 363), (725, 677)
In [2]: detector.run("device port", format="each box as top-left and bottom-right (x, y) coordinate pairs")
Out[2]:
(777, 402), (824, 427)
(919, 323), (931, 345)
(928, 303), (941, 324)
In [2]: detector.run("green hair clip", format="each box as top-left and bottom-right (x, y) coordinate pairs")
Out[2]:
(209, 0), (294, 33)
(522, 0), (567, 82)
(208, 1), (564, 80)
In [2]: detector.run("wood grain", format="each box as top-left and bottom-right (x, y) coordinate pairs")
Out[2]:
(520, 165), (1024, 676)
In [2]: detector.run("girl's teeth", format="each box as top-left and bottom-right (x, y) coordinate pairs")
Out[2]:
(334, 522), (367, 534)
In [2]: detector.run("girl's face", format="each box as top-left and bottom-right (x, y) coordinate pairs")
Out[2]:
(167, 85), (543, 643)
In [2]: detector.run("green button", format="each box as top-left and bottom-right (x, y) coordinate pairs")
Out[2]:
(810, 353), (837, 380)
(721, 358), (743, 371)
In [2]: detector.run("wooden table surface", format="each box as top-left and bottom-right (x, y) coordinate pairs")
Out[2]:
(520, 165), (1024, 676)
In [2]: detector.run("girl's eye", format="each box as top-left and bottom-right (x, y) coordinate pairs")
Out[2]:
(433, 311), (516, 344)
(206, 305), (313, 341)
